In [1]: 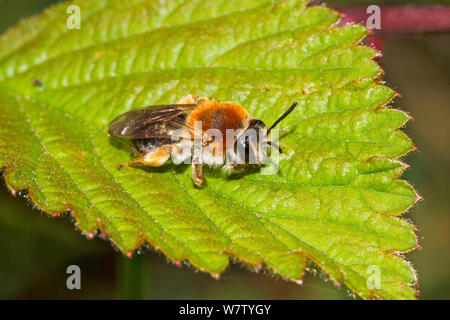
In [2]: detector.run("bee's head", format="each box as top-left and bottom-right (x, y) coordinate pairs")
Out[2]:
(247, 119), (267, 131)
(234, 102), (298, 164)
(234, 119), (267, 165)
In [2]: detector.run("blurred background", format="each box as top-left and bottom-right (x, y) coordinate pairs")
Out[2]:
(0, 0), (448, 299)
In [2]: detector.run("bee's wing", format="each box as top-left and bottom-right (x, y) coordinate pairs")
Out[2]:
(108, 104), (196, 139)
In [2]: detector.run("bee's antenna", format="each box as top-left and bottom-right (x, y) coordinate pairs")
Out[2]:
(267, 141), (283, 154)
(267, 102), (298, 134)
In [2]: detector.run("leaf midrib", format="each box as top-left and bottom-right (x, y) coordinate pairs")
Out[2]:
(2, 83), (407, 196)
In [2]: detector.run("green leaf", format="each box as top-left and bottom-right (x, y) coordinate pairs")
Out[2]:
(0, 0), (420, 299)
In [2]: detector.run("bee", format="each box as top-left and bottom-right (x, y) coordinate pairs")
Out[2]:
(108, 95), (297, 188)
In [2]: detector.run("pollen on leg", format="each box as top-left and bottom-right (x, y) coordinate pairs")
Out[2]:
(143, 145), (172, 167)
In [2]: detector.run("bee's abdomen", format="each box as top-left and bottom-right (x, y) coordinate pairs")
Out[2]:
(131, 138), (171, 155)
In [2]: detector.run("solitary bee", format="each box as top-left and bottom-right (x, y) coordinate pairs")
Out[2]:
(108, 95), (297, 188)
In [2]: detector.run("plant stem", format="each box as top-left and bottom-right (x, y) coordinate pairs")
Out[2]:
(337, 5), (450, 34)
(116, 254), (151, 300)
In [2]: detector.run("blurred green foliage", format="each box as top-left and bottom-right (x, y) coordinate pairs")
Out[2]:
(0, 0), (448, 299)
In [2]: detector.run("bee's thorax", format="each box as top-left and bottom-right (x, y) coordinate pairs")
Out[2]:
(187, 102), (249, 150)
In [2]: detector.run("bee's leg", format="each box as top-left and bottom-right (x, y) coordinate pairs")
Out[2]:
(118, 145), (171, 169)
(222, 163), (246, 175)
(117, 156), (145, 169)
(192, 162), (206, 188)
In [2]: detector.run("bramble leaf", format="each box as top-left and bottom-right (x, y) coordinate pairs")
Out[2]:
(0, 0), (420, 299)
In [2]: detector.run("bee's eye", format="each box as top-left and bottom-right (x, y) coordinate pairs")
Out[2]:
(234, 133), (259, 164)
(236, 136), (247, 148)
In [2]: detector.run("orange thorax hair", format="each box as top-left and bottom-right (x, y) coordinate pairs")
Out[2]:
(187, 102), (249, 149)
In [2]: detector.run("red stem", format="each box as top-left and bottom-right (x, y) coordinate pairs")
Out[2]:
(337, 5), (450, 34)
